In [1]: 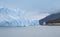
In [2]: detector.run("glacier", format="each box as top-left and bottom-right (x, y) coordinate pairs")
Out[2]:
(0, 7), (40, 26)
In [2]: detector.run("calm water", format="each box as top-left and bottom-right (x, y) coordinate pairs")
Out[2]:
(0, 26), (60, 37)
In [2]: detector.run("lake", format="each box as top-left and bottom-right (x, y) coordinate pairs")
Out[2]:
(0, 26), (60, 37)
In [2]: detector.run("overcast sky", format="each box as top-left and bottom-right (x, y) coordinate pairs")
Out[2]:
(0, 0), (60, 13)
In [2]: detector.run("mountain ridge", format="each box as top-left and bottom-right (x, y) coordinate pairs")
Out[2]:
(39, 12), (60, 25)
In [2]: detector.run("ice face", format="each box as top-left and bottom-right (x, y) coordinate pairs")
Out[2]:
(0, 8), (40, 27)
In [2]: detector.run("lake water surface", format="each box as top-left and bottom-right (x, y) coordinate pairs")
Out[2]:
(0, 26), (60, 37)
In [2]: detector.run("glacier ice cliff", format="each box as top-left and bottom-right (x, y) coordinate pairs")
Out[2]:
(0, 7), (39, 26)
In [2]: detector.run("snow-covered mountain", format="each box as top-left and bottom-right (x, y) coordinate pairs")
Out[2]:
(0, 7), (40, 26)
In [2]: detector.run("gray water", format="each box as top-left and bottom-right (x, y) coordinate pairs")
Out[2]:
(0, 26), (60, 37)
